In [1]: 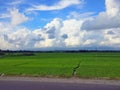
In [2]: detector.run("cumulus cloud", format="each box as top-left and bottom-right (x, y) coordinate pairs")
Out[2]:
(0, 18), (82, 50)
(27, 0), (82, 11)
(0, 17), (120, 50)
(100, 28), (120, 47)
(10, 8), (29, 26)
(106, 0), (120, 17)
(0, 37), (14, 50)
(0, 22), (44, 50)
(81, 0), (120, 30)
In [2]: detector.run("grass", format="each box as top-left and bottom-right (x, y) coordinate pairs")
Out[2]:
(0, 52), (120, 79)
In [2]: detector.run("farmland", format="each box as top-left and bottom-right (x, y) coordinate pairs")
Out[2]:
(0, 52), (120, 79)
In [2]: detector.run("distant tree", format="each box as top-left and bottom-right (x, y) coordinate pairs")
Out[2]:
(0, 50), (5, 56)
(22, 52), (35, 56)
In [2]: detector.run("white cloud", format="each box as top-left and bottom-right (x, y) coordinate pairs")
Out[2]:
(0, 16), (120, 50)
(7, 0), (24, 5)
(0, 18), (82, 50)
(0, 37), (14, 50)
(67, 11), (95, 19)
(81, 0), (120, 30)
(45, 18), (63, 31)
(100, 28), (120, 47)
(106, 0), (120, 17)
(10, 8), (29, 26)
(27, 0), (82, 11)
(84, 39), (96, 45)
(0, 13), (10, 18)
(34, 39), (55, 48)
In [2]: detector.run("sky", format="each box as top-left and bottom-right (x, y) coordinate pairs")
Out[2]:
(0, 0), (120, 50)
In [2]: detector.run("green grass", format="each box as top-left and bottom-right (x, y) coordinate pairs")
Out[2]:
(0, 52), (120, 79)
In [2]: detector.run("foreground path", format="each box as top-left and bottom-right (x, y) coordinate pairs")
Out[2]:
(0, 77), (120, 90)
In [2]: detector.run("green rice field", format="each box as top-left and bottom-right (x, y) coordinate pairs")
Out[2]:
(0, 52), (120, 79)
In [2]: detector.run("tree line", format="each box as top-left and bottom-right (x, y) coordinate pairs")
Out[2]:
(0, 49), (120, 56)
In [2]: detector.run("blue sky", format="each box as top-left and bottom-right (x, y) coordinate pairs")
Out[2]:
(0, 0), (120, 50)
(0, 0), (105, 29)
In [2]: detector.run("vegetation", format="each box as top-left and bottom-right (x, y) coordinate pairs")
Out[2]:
(0, 52), (120, 79)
